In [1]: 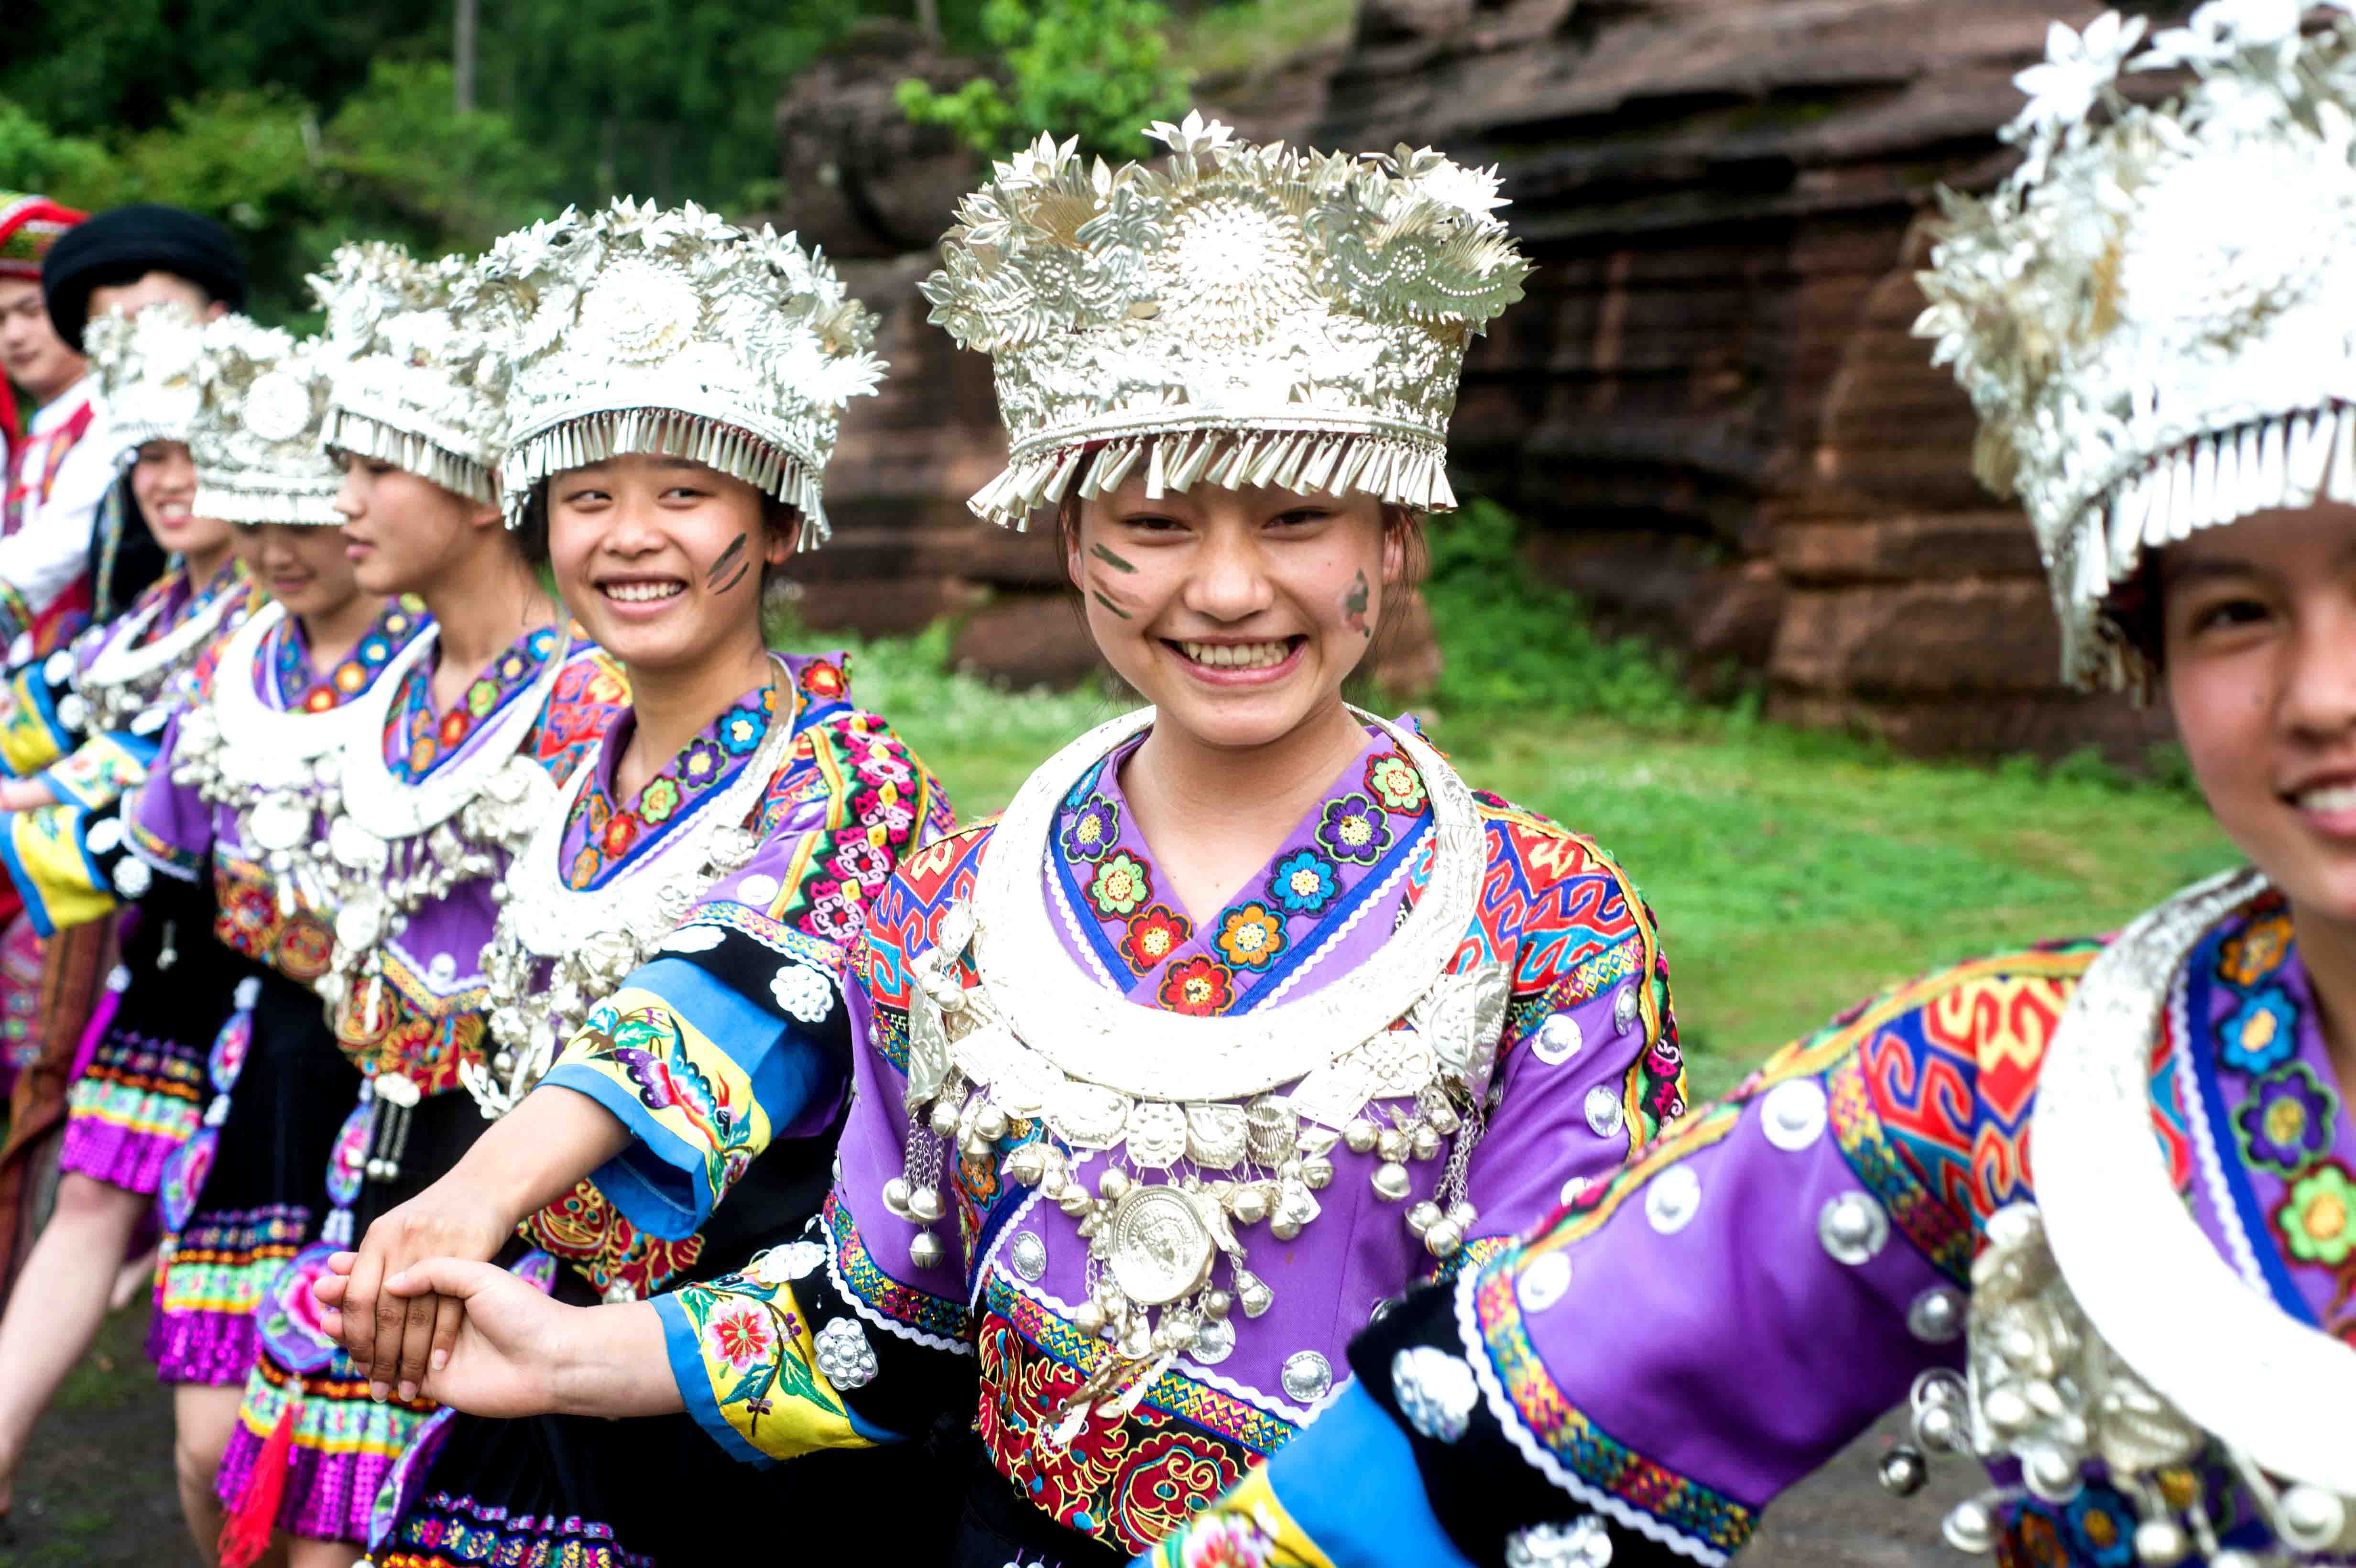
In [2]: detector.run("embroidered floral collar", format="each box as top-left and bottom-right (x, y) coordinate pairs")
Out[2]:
(556, 652), (852, 891)
(269, 595), (425, 712)
(383, 621), (565, 782)
(1047, 725), (1435, 1016)
(2181, 892), (2356, 1335)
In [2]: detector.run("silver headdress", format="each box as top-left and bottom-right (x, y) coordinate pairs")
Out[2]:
(924, 111), (1532, 529)
(462, 197), (885, 544)
(84, 303), (207, 456)
(1917, 0), (2356, 690)
(316, 242), (506, 505)
(190, 316), (343, 526)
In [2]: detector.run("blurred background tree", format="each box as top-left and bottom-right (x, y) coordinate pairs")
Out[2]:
(894, 0), (1193, 161)
(0, 0), (1026, 321)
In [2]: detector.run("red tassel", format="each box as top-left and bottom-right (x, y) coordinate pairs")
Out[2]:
(216, 1404), (294, 1568)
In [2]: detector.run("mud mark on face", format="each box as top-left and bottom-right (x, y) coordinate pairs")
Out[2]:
(1090, 542), (1137, 575)
(1089, 587), (1133, 621)
(708, 532), (751, 595)
(1343, 569), (1371, 637)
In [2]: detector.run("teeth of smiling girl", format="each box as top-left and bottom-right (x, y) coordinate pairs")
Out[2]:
(2296, 782), (2356, 813)
(605, 581), (684, 603)
(1178, 640), (1290, 669)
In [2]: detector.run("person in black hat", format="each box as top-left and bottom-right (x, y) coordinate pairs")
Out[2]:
(40, 204), (246, 357)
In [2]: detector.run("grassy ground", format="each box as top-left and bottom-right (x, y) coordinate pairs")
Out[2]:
(818, 621), (2234, 1099)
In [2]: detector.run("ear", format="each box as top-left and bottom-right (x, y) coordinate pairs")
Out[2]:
(765, 512), (801, 563)
(202, 300), (229, 323)
(466, 499), (503, 531)
(1381, 507), (1409, 586)
(1064, 507), (1087, 593)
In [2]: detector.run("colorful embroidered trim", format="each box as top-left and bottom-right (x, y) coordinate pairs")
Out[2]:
(1472, 1263), (1755, 1555)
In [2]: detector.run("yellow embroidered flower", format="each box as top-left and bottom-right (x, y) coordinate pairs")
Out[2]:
(1214, 903), (1287, 971)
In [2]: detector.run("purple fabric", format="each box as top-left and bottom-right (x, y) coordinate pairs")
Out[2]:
(1457, 892), (2347, 1565)
(823, 722), (1671, 1448)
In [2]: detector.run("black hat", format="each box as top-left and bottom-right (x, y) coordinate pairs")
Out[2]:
(41, 204), (248, 350)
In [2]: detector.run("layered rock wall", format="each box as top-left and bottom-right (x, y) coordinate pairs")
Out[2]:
(781, 2), (2184, 758)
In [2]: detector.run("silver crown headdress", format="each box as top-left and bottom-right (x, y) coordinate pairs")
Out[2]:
(462, 198), (885, 545)
(923, 112), (1533, 529)
(191, 316), (343, 526)
(316, 241), (506, 505)
(1918, 0), (2356, 691)
(84, 303), (207, 456)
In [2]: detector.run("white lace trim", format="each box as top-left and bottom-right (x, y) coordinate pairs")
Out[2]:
(1453, 1263), (1730, 1568)
(1046, 853), (1119, 992)
(2170, 958), (2268, 1293)
(1255, 828), (1429, 1013)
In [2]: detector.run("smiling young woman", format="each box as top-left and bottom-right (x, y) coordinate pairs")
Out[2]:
(1143, 10), (2356, 1568)
(311, 202), (955, 1568)
(163, 249), (627, 1568)
(318, 120), (1687, 1567)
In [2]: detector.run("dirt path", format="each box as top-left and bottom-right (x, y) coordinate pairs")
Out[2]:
(3, 1301), (1972, 1567)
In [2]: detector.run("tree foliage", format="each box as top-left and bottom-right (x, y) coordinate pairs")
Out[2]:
(896, 0), (1194, 161)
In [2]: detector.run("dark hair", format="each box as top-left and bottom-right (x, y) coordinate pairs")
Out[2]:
(2109, 555), (2166, 673)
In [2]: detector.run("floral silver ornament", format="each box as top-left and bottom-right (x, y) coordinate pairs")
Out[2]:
(770, 962), (834, 1024)
(924, 111), (1531, 528)
(459, 198), (884, 544)
(189, 316), (344, 525)
(811, 1315), (879, 1390)
(315, 243), (509, 503)
(1916, 1), (2356, 691)
(1389, 1346), (1478, 1444)
(1504, 1517), (1614, 1568)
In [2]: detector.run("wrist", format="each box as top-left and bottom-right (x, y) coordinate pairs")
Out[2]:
(548, 1301), (676, 1419)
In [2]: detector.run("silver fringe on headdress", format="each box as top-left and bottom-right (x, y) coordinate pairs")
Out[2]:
(460, 197), (884, 546)
(923, 111), (1533, 529)
(316, 242), (506, 506)
(1917, 0), (2356, 691)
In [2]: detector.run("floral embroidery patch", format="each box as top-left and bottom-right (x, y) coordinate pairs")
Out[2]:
(275, 598), (415, 713)
(1267, 848), (1338, 917)
(1086, 850), (1152, 918)
(1062, 793), (1119, 862)
(2221, 987), (2299, 1075)
(1364, 749), (1427, 814)
(561, 684), (779, 890)
(1213, 903), (1287, 971)
(2235, 1062), (2339, 1176)
(1159, 956), (1233, 1015)
(2218, 909), (2292, 989)
(1315, 792), (1392, 865)
(2061, 1485), (2138, 1568)
(388, 624), (561, 781)
(2278, 1161), (2356, 1268)
(1123, 905), (1190, 974)
(798, 657), (846, 702)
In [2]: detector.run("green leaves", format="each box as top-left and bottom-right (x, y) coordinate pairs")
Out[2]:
(897, 0), (1194, 162)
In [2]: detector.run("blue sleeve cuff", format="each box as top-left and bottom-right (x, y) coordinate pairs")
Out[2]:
(655, 1290), (778, 1469)
(540, 1069), (709, 1241)
(1262, 1381), (1476, 1568)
